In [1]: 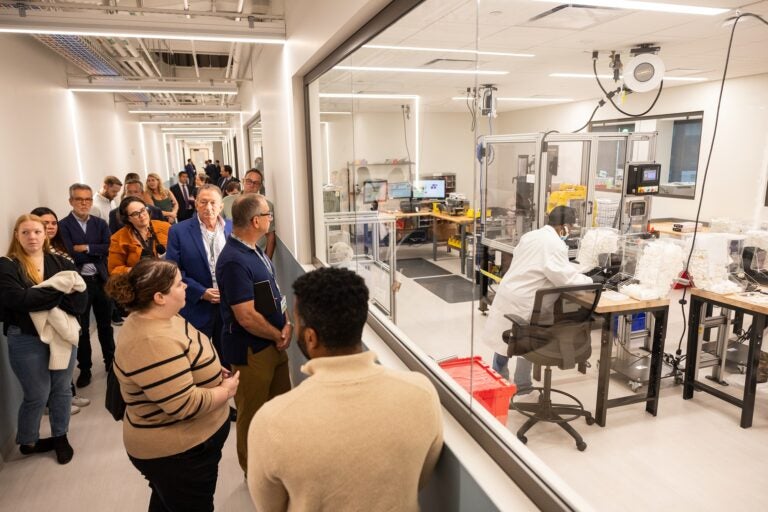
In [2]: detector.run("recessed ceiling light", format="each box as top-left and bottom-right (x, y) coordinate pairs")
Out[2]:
(333, 65), (508, 76)
(362, 44), (533, 58)
(534, 0), (728, 16)
(550, 72), (706, 82)
(320, 111), (353, 115)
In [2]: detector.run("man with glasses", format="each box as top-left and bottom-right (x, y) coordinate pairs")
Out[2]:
(59, 183), (114, 388)
(222, 168), (276, 259)
(216, 193), (290, 474)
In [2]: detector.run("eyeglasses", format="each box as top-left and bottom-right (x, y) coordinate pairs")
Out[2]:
(255, 211), (273, 220)
(244, 179), (262, 186)
(127, 207), (150, 219)
(71, 197), (93, 203)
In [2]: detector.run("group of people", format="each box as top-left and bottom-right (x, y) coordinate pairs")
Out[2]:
(0, 167), (444, 512)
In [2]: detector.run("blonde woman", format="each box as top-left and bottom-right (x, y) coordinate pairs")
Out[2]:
(0, 214), (88, 464)
(144, 173), (179, 224)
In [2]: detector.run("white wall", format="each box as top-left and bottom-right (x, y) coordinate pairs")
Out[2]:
(496, 73), (768, 224)
(0, 34), (158, 250)
(238, 0), (391, 262)
(323, 111), (475, 195)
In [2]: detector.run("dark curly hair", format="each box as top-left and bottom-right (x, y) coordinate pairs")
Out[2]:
(105, 259), (178, 312)
(292, 267), (369, 349)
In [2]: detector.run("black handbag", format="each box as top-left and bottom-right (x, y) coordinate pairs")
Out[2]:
(105, 363), (126, 421)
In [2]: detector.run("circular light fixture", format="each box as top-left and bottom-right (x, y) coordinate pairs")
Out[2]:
(623, 53), (665, 93)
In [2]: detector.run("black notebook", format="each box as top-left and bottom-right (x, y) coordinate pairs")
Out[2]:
(253, 280), (277, 316)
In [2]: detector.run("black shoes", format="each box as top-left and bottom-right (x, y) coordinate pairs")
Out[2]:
(20, 436), (72, 464)
(19, 437), (55, 455)
(53, 435), (74, 464)
(229, 406), (238, 422)
(76, 370), (92, 388)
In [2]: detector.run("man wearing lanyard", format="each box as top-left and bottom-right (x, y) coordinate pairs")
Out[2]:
(216, 193), (291, 475)
(165, 184), (232, 358)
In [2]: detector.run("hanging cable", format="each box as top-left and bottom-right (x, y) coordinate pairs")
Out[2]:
(670, 12), (768, 367)
(592, 58), (664, 118)
(401, 104), (413, 182)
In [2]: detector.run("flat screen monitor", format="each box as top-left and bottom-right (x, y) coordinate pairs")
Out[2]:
(388, 181), (412, 199)
(362, 180), (388, 203)
(643, 168), (658, 182)
(412, 179), (446, 200)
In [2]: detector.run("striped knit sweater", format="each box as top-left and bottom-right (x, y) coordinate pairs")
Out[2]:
(114, 314), (229, 459)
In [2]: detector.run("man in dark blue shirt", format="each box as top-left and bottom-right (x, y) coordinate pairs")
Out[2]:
(58, 183), (114, 388)
(216, 193), (291, 474)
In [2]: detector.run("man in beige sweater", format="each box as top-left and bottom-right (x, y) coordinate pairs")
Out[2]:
(247, 267), (443, 512)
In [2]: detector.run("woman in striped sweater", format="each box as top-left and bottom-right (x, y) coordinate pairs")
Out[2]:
(106, 258), (239, 512)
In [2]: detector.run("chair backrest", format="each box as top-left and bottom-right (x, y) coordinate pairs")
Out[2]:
(515, 283), (602, 370)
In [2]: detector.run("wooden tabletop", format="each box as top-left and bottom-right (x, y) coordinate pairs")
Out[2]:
(650, 221), (708, 239)
(431, 212), (475, 224)
(381, 210), (475, 224)
(567, 291), (670, 314)
(690, 287), (768, 316)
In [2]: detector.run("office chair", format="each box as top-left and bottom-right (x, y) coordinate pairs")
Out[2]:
(504, 283), (602, 451)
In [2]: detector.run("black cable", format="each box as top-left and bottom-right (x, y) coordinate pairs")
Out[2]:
(401, 105), (413, 182)
(592, 59), (664, 117)
(572, 100), (604, 133)
(673, 12), (745, 355)
(466, 89), (477, 132)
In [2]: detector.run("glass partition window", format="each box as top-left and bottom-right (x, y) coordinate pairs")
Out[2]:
(591, 113), (704, 199)
(304, 1), (768, 509)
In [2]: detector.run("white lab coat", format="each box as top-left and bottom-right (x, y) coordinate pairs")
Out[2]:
(482, 225), (593, 354)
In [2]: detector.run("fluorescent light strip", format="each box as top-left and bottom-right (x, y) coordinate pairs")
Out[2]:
(363, 44), (534, 58)
(534, 0), (728, 16)
(334, 65), (508, 76)
(71, 88), (236, 95)
(550, 73), (707, 82)
(319, 93), (419, 100)
(451, 96), (573, 102)
(129, 110), (243, 114)
(161, 128), (229, 132)
(165, 133), (226, 136)
(0, 27), (285, 44)
(140, 121), (228, 125)
(319, 111), (352, 115)
(67, 91), (84, 182)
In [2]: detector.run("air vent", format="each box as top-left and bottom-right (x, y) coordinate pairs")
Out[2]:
(154, 52), (230, 68)
(526, 5), (627, 30)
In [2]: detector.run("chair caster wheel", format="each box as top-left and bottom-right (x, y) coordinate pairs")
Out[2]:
(577, 442), (587, 451)
(517, 434), (527, 444)
(585, 416), (595, 425)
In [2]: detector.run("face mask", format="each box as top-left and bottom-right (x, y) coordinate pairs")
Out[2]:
(559, 226), (570, 241)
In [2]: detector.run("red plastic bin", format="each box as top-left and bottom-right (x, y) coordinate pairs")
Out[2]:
(439, 356), (517, 422)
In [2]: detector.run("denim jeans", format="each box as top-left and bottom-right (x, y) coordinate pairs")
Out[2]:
(6, 325), (76, 445)
(492, 352), (533, 393)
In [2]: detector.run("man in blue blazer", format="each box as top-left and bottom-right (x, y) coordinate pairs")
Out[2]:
(165, 184), (232, 356)
(59, 183), (115, 388)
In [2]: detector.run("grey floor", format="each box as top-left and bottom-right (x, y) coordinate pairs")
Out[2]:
(0, 327), (255, 512)
(394, 244), (768, 512)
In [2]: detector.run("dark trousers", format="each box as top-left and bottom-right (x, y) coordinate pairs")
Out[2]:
(77, 276), (115, 372)
(129, 420), (230, 512)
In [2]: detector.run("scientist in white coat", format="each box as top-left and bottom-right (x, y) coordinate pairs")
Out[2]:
(482, 206), (593, 395)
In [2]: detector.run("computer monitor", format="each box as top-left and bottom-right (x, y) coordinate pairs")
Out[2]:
(412, 179), (446, 200)
(388, 181), (412, 199)
(362, 180), (388, 204)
